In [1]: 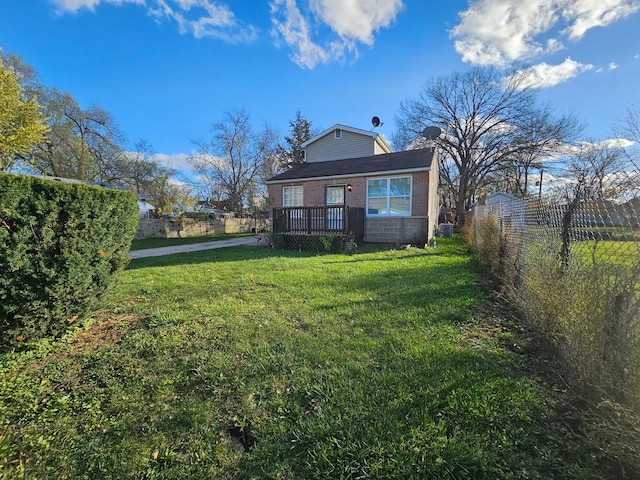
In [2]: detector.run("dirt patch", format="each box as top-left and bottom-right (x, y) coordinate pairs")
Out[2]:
(70, 312), (138, 351)
(27, 312), (141, 372)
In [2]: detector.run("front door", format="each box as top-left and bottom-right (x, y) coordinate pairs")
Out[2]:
(326, 185), (345, 231)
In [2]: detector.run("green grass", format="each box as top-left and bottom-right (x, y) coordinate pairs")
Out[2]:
(130, 233), (254, 250)
(570, 239), (640, 268)
(0, 237), (620, 479)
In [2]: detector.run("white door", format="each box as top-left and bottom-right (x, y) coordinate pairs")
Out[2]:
(326, 186), (345, 231)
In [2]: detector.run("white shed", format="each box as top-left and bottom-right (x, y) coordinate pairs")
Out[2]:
(138, 200), (155, 218)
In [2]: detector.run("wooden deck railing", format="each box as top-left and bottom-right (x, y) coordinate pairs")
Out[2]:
(272, 206), (364, 241)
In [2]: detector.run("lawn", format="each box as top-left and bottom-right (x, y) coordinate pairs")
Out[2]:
(570, 239), (640, 269)
(0, 237), (620, 479)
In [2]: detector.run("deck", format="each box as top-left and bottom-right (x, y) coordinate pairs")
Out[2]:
(272, 206), (364, 242)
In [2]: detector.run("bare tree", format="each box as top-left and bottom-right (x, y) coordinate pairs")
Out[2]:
(102, 138), (171, 196)
(615, 105), (640, 171)
(190, 108), (279, 216)
(395, 67), (582, 220)
(0, 50), (37, 85)
(567, 143), (635, 202)
(23, 86), (126, 181)
(549, 141), (633, 270)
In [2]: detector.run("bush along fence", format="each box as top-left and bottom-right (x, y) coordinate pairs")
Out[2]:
(466, 183), (640, 465)
(0, 173), (139, 348)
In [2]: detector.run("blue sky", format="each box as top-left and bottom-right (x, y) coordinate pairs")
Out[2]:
(2, 0), (639, 171)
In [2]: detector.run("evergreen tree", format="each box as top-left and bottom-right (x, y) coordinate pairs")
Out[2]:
(279, 110), (312, 170)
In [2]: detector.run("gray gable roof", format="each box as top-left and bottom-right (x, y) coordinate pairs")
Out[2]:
(267, 148), (434, 183)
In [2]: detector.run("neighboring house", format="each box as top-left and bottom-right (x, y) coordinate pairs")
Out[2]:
(486, 192), (519, 206)
(476, 191), (524, 230)
(266, 124), (440, 244)
(137, 200), (156, 219)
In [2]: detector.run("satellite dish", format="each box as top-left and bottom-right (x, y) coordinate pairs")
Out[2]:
(422, 126), (441, 140)
(371, 116), (383, 128)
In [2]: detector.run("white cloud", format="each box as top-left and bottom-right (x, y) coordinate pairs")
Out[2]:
(149, 0), (257, 42)
(452, 0), (640, 66)
(309, 0), (404, 44)
(561, 0), (640, 39)
(52, 0), (403, 66)
(270, 0), (338, 69)
(592, 137), (635, 149)
(50, 0), (144, 13)
(608, 62), (619, 69)
(452, 0), (560, 66)
(51, 0), (257, 43)
(270, 0), (404, 69)
(513, 58), (594, 89)
(152, 152), (192, 170)
(553, 138), (636, 159)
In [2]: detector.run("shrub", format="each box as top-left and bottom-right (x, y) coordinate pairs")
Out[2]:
(463, 214), (502, 279)
(273, 234), (351, 253)
(318, 234), (335, 252)
(0, 174), (139, 346)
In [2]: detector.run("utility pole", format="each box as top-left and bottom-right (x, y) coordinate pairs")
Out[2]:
(537, 168), (544, 200)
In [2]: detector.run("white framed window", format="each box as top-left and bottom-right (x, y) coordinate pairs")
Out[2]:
(325, 185), (345, 205)
(367, 176), (411, 216)
(282, 186), (303, 207)
(334, 128), (342, 139)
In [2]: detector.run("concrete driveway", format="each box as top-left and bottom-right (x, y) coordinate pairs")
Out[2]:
(129, 235), (267, 259)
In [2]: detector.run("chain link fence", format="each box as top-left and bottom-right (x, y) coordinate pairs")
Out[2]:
(468, 179), (640, 407)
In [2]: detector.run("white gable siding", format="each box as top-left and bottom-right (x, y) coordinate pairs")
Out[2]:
(374, 141), (388, 155)
(306, 129), (376, 163)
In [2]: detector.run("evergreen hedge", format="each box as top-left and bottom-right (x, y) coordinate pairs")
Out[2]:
(0, 174), (139, 346)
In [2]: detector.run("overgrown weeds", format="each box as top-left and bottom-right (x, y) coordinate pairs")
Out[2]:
(465, 211), (640, 474)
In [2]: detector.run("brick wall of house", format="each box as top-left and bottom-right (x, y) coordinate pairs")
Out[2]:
(267, 171), (431, 213)
(267, 178), (363, 208)
(267, 170), (434, 244)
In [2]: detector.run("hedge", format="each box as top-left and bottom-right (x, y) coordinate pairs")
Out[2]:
(0, 174), (139, 346)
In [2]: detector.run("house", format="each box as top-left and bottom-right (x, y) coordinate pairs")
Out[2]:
(486, 191), (519, 206)
(476, 191), (524, 230)
(266, 124), (440, 244)
(137, 200), (156, 219)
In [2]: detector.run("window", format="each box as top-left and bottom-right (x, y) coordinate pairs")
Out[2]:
(334, 128), (342, 139)
(283, 186), (303, 207)
(325, 186), (345, 205)
(367, 176), (411, 216)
